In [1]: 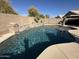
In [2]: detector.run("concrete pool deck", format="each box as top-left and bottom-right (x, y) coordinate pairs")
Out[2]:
(69, 30), (79, 36)
(0, 32), (15, 43)
(37, 42), (79, 59)
(68, 26), (79, 37)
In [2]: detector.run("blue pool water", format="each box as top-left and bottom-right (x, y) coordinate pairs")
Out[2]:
(0, 26), (75, 59)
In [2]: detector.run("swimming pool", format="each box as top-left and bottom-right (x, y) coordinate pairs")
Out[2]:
(0, 26), (75, 59)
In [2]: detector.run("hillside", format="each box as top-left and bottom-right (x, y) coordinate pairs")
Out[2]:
(0, 0), (17, 14)
(0, 13), (35, 36)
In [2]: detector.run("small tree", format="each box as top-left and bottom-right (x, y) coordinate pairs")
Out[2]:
(28, 7), (45, 23)
(55, 16), (61, 19)
(28, 7), (39, 17)
(39, 14), (45, 18)
(45, 15), (49, 18)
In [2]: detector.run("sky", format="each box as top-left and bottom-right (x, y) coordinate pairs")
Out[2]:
(9, 0), (79, 17)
